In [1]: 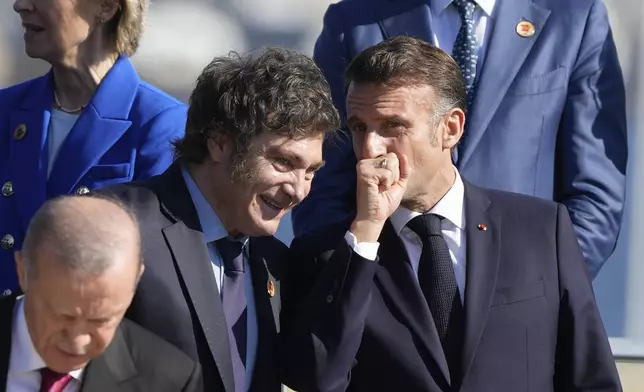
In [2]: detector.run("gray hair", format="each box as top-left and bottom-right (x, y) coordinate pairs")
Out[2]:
(21, 195), (142, 283)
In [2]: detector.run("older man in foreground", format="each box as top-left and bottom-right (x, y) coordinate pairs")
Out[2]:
(0, 196), (201, 392)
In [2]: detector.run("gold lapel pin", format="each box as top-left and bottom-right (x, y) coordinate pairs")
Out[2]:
(267, 279), (275, 297)
(477, 224), (487, 231)
(516, 20), (535, 38)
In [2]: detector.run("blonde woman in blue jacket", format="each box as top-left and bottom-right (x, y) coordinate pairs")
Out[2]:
(0, 0), (186, 294)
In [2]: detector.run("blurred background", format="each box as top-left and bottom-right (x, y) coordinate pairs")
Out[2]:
(2, 0), (644, 385)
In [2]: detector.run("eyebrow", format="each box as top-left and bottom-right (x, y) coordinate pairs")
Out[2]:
(279, 150), (326, 172)
(346, 114), (412, 127)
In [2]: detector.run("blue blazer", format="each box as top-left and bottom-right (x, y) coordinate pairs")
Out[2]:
(0, 56), (187, 293)
(292, 0), (628, 278)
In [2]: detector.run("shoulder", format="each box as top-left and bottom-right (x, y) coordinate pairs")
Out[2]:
(131, 80), (187, 124)
(0, 76), (45, 108)
(473, 183), (562, 225)
(118, 319), (198, 380)
(94, 177), (164, 220)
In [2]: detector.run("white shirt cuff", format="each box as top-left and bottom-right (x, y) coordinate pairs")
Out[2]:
(344, 231), (379, 261)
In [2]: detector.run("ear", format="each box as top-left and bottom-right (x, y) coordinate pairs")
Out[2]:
(206, 134), (233, 164)
(96, 0), (121, 25)
(14, 251), (28, 292)
(441, 107), (465, 151)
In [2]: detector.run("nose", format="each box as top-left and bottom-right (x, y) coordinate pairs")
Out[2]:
(361, 130), (387, 159)
(284, 171), (309, 206)
(63, 327), (91, 355)
(13, 0), (32, 13)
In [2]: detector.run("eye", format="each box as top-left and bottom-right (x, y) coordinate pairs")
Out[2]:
(273, 157), (292, 170)
(386, 121), (404, 129)
(350, 124), (367, 133)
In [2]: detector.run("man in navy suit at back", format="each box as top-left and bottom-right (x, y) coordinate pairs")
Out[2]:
(293, 0), (628, 279)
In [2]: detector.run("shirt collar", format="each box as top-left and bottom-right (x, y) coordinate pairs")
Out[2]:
(390, 167), (465, 235)
(430, 0), (496, 17)
(181, 166), (248, 245)
(10, 296), (83, 380)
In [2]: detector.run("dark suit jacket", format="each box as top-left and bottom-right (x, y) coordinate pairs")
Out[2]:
(292, 0), (628, 279)
(99, 162), (363, 392)
(0, 296), (201, 392)
(288, 181), (622, 392)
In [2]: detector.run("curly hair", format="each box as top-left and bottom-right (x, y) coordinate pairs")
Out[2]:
(173, 47), (340, 164)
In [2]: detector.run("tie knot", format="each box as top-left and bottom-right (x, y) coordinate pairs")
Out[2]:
(453, 0), (476, 16)
(406, 213), (444, 240)
(40, 368), (73, 392)
(215, 238), (245, 273)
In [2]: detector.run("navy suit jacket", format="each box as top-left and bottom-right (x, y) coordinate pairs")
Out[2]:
(0, 56), (186, 293)
(288, 181), (622, 392)
(96, 162), (373, 392)
(292, 0), (628, 279)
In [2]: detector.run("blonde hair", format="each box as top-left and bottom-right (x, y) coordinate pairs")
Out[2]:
(107, 0), (148, 57)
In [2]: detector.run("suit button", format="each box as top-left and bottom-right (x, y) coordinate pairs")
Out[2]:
(1, 181), (13, 197)
(1, 289), (12, 297)
(13, 124), (27, 141)
(326, 294), (334, 304)
(75, 186), (90, 195)
(1, 234), (15, 250)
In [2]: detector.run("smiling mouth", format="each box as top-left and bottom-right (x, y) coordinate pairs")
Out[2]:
(22, 23), (45, 33)
(259, 195), (285, 211)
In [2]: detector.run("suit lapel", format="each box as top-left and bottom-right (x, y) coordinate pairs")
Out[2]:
(9, 75), (52, 232)
(459, 0), (551, 166)
(0, 297), (16, 392)
(80, 325), (137, 392)
(460, 182), (501, 382)
(155, 164), (235, 392)
(376, 0), (434, 43)
(47, 56), (137, 196)
(247, 243), (280, 390)
(375, 221), (451, 387)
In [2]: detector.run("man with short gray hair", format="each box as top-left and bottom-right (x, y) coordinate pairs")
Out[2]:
(0, 196), (201, 392)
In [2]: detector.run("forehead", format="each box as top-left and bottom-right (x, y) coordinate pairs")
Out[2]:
(346, 83), (435, 119)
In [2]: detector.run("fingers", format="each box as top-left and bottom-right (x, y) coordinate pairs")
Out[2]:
(358, 153), (400, 191)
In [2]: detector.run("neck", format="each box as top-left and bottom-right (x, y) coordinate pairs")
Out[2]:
(187, 162), (241, 237)
(52, 46), (118, 112)
(402, 164), (456, 212)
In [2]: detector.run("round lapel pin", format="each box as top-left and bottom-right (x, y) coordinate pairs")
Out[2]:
(477, 224), (487, 231)
(516, 21), (535, 38)
(267, 280), (275, 297)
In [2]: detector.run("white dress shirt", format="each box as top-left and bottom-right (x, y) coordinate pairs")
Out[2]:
(390, 169), (467, 300)
(181, 168), (258, 391)
(7, 297), (83, 392)
(429, 0), (497, 73)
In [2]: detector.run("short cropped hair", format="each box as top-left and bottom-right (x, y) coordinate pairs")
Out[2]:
(21, 195), (142, 281)
(345, 36), (467, 118)
(173, 47), (340, 164)
(106, 0), (148, 57)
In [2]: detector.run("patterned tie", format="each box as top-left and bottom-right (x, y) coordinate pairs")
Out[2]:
(407, 214), (464, 383)
(215, 238), (247, 392)
(40, 368), (73, 392)
(452, 0), (479, 159)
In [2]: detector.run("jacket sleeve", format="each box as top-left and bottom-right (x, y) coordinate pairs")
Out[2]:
(556, 0), (627, 279)
(553, 203), (622, 391)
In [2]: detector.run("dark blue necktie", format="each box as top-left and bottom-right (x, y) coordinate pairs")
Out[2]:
(407, 214), (464, 383)
(452, 0), (479, 160)
(215, 238), (247, 392)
